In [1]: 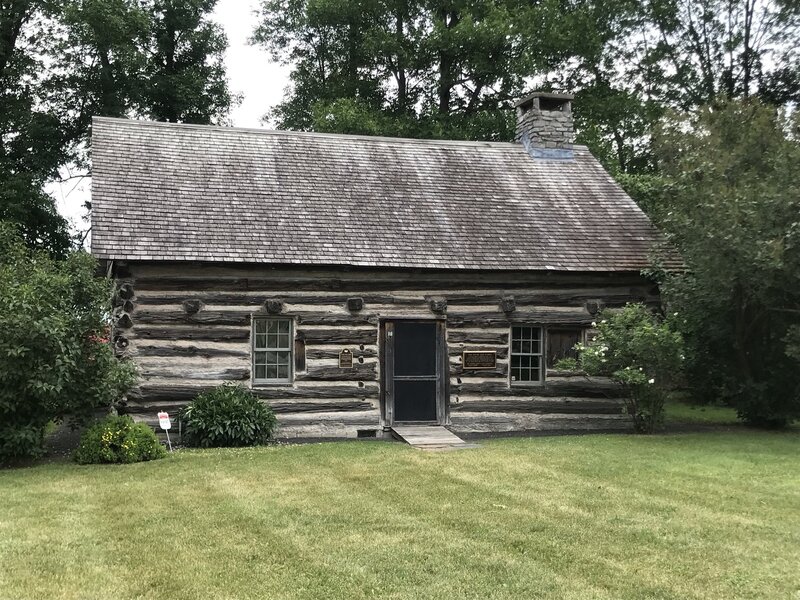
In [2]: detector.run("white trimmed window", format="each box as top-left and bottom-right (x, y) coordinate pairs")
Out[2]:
(510, 326), (543, 384)
(253, 318), (293, 383)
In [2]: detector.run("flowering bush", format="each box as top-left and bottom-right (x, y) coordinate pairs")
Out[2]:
(0, 223), (137, 462)
(578, 303), (684, 433)
(74, 415), (166, 464)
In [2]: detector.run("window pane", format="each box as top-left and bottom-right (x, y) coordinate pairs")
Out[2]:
(267, 320), (278, 333)
(254, 364), (266, 380)
(278, 320), (290, 334)
(255, 333), (266, 349)
(255, 320), (266, 334)
(254, 351), (266, 366)
(277, 364), (289, 380)
(266, 365), (278, 379)
(278, 334), (290, 349)
(547, 328), (582, 368)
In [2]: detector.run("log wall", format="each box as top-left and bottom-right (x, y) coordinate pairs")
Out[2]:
(112, 262), (658, 438)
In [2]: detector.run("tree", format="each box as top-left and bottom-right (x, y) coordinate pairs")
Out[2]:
(650, 99), (800, 427)
(253, 0), (800, 177)
(252, 0), (567, 140)
(0, 1), (72, 256)
(0, 222), (136, 462)
(142, 0), (234, 123)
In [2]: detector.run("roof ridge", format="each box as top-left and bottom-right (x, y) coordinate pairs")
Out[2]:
(91, 116), (590, 151)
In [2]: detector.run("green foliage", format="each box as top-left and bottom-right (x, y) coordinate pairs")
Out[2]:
(253, 0), (562, 140)
(255, 0), (800, 175)
(551, 357), (579, 371)
(578, 304), (684, 433)
(1, 1), (234, 252)
(0, 223), (137, 462)
(181, 384), (277, 448)
(651, 100), (800, 428)
(0, 4), (73, 256)
(74, 415), (167, 464)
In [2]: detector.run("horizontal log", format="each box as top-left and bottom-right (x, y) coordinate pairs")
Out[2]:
(297, 314), (379, 326)
(448, 412), (630, 434)
(130, 383), (380, 402)
(449, 398), (624, 414)
(276, 410), (380, 425)
(447, 310), (593, 328)
(132, 326), (249, 341)
(134, 345), (250, 358)
(454, 377), (623, 398)
(448, 346), (508, 359)
(269, 400), (375, 414)
(447, 331), (509, 344)
(125, 398), (378, 416)
(306, 348), (378, 360)
(296, 363), (377, 382)
(135, 292), (426, 307)
(130, 269), (650, 292)
(301, 328), (377, 345)
(450, 361), (508, 377)
(133, 310), (380, 327)
(444, 288), (658, 306)
(140, 368), (250, 381)
(134, 311), (250, 326)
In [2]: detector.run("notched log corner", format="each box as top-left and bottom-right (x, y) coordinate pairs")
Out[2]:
(346, 296), (364, 312)
(263, 298), (284, 314)
(428, 296), (447, 314)
(116, 313), (133, 329)
(585, 299), (605, 315)
(183, 299), (203, 315)
(500, 294), (516, 313)
(118, 283), (134, 300)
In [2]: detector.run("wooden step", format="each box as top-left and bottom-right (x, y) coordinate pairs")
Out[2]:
(390, 425), (479, 451)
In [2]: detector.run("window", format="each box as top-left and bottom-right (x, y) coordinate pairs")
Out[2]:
(510, 326), (543, 383)
(253, 318), (293, 383)
(547, 327), (584, 368)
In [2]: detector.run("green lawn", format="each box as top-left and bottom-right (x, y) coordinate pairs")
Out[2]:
(664, 399), (740, 425)
(1, 433), (798, 600)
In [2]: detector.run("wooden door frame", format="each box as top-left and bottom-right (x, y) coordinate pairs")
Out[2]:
(380, 318), (449, 427)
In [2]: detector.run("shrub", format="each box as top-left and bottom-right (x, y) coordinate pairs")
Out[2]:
(578, 304), (684, 433)
(649, 101), (800, 427)
(0, 223), (137, 462)
(74, 415), (166, 464)
(181, 384), (277, 448)
(551, 357), (580, 371)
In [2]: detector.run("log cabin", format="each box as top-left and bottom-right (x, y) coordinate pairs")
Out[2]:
(91, 91), (677, 439)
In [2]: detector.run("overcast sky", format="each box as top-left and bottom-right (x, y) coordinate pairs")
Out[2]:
(51, 0), (290, 231)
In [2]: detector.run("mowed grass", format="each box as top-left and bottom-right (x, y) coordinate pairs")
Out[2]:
(1, 433), (798, 600)
(664, 399), (740, 425)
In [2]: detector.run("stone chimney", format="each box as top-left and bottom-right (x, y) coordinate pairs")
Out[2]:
(514, 91), (574, 159)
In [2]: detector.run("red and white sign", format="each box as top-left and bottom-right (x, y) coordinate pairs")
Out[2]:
(157, 411), (172, 430)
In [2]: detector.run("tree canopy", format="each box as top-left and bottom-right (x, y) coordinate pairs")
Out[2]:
(254, 0), (800, 174)
(0, 0), (236, 254)
(650, 99), (800, 426)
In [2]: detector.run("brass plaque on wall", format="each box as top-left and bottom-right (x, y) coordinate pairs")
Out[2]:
(462, 351), (496, 369)
(339, 348), (354, 368)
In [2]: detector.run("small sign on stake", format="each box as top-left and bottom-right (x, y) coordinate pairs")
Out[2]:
(157, 411), (173, 452)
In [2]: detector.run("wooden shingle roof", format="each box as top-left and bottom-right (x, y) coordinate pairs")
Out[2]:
(91, 117), (673, 271)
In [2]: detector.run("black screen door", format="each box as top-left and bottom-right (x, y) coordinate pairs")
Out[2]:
(385, 321), (443, 423)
